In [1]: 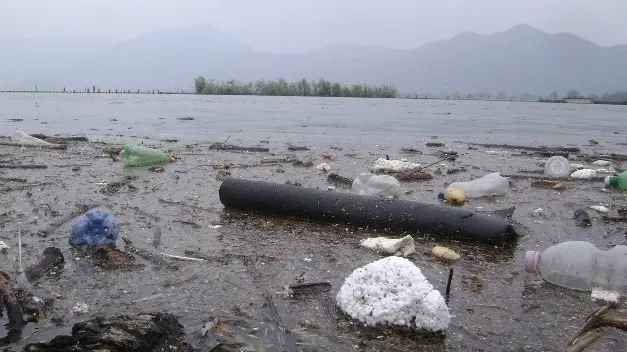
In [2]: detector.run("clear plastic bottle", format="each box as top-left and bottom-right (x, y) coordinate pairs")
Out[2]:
(352, 173), (401, 197)
(524, 241), (627, 293)
(447, 172), (509, 198)
(605, 170), (627, 190)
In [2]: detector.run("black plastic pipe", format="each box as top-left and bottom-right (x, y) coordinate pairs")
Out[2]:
(219, 178), (518, 244)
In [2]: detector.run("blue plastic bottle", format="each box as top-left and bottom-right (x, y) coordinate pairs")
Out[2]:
(70, 209), (119, 247)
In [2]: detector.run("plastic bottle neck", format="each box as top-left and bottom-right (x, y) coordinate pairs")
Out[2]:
(605, 176), (618, 187)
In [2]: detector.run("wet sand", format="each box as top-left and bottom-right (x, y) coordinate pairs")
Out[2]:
(1, 136), (626, 351)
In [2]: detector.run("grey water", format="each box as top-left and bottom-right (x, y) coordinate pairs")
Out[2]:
(1, 93), (626, 147)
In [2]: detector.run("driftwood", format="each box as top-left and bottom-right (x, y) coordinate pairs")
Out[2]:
(0, 139), (66, 150)
(0, 270), (26, 345)
(468, 143), (580, 153)
(29, 134), (89, 143)
(0, 164), (48, 169)
(24, 247), (64, 282)
(327, 173), (353, 187)
(566, 303), (627, 352)
(208, 143), (269, 153)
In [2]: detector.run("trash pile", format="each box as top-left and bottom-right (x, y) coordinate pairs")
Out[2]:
(2, 131), (627, 351)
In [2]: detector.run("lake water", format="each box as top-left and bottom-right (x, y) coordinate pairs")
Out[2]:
(1, 93), (626, 147)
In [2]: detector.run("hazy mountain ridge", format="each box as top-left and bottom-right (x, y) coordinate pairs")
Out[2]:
(3, 23), (627, 96)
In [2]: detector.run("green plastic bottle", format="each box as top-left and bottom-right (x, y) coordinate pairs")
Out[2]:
(605, 170), (627, 190)
(120, 144), (171, 167)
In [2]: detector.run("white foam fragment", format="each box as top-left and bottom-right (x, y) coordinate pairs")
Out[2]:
(360, 235), (416, 257)
(0, 241), (9, 252)
(591, 288), (620, 303)
(570, 169), (597, 179)
(592, 160), (611, 166)
(590, 205), (609, 213)
(371, 158), (421, 173)
(336, 256), (451, 332)
(71, 302), (89, 315)
(316, 163), (331, 172)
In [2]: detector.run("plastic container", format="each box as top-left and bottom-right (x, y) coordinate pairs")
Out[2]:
(605, 170), (627, 190)
(120, 144), (171, 167)
(447, 172), (509, 198)
(70, 209), (119, 247)
(352, 173), (401, 197)
(544, 156), (570, 178)
(525, 241), (627, 293)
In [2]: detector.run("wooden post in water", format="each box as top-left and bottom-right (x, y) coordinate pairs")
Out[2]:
(92, 85), (96, 93)
(63, 87), (66, 93)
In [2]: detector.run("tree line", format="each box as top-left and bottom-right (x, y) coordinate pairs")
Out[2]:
(194, 77), (398, 98)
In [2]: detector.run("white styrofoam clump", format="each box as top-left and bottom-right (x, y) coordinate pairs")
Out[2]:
(316, 163), (331, 172)
(0, 241), (9, 252)
(590, 205), (609, 213)
(592, 160), (611, 166)
(591, 288), (620, 303)
(360, 235), (415, 257)
(336, 256), (451, 332)
(570, 169), (597, 179)
(371, 158), (421, 173)
(352, 172), (401, 198)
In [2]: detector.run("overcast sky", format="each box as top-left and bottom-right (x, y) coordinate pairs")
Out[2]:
(2, 0), (627, 52)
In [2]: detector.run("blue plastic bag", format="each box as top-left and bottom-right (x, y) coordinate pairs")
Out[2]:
(70, 209), (119, 247)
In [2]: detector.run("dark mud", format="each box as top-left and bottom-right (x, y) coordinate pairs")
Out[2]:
(0, 137), (626, 351)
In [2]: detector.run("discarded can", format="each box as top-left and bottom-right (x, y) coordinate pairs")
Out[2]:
(70, 209), (119, 247)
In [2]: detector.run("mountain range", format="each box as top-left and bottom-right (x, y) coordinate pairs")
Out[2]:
(2, 23), (627, 96)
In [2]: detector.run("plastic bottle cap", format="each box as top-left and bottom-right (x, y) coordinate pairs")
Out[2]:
(524, 251), (540, 273)
(544, 156), (570, 178)
(604, 175), (612, 186)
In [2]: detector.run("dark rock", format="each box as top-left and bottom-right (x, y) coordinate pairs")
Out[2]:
(23, 313), (195, 352)
(426, 142), (445, 148)
(573, 208), (592, 228)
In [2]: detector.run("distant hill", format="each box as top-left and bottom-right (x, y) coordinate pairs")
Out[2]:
(6, 23), (627, 96)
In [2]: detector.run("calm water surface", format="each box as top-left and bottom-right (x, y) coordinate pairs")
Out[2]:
(1, 93), (626, 147)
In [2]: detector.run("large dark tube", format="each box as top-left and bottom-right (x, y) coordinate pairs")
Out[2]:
(219, 178), (518, 244)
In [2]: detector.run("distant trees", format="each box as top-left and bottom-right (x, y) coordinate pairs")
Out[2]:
(599, 91), (627, 102)
(566, 89), (580, 98)
(193, 76), (399, 98)
(549, 91), (559, 99)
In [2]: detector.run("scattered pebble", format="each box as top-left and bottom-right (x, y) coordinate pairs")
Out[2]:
(432, 246), (461, 261)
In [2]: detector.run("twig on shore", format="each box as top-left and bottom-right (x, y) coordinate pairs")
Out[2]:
(160, 252), (206, 262)
(0, 164), (48, 169)
(566, 303), (627, 352)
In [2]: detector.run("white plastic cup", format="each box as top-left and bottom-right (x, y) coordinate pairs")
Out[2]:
(544, 156), (570, 178)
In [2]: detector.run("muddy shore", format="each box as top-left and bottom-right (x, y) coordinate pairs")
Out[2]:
(1, 136), (626, 351)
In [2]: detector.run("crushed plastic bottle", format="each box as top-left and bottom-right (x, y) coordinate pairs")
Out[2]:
(525, 241), (627, 293)
(447, 172), (509, 198)
(352, 173), (401, 197)
(70, 209), (119, 247)
(605, 170), (627, 190)
(120, 144), (171, 167)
